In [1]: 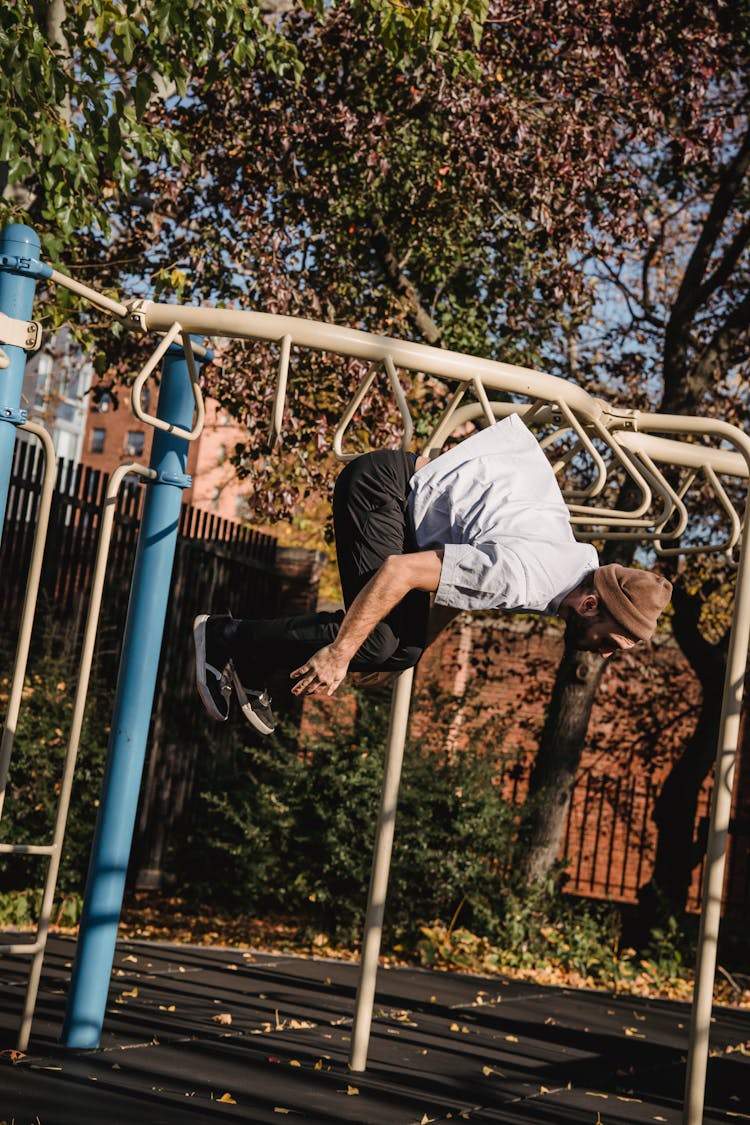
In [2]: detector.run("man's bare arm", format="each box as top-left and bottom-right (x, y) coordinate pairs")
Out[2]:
(290, 550), (443, 697)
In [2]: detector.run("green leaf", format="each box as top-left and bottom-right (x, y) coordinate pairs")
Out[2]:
(134, 70), (155, 118)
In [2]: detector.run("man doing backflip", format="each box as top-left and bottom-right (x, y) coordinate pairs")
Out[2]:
(193, 414), (672, 733)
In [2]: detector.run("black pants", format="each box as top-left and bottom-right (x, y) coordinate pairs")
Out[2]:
(225, 451), (430, 685)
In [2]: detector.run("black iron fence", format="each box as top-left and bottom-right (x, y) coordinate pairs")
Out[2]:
(2, 438), (747, 913)
(503, 762), (746, 916)
(0, 440), (285, 884)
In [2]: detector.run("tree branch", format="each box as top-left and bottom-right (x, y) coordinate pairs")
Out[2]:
(688, 286), (750, 399)
(668, 126), (750, 330)
(697, 217), (750, 305)
(662, 127), (750, 406)
(368, 219), (443, 346)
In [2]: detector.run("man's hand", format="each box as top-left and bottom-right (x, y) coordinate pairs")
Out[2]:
(291, 644), (349, 697)
(290, 550), (444, 698)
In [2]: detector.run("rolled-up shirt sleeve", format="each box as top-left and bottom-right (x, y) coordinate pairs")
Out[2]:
(436, 542), (529, 611)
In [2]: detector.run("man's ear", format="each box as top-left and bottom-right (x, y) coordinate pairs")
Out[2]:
(563, 588), (600, 619)
(578, 592), (601, 619)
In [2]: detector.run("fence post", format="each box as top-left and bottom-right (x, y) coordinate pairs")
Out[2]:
(0, 224), (41, 538)
(62, 340), (201, 1048)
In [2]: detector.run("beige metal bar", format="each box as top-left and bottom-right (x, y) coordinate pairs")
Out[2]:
(683, 519), (750, 1124)
(383, 354), (414, 450)
(333, 362), (382, 461)
(2, 941), (45, 955)
(0, 422), (57, 820)
(137, 301), (604, 423)
(569, 446), (687, 541)
(654, 465), (741, 558)
(333, 355), (413, 461)
(268, 334), (292, 448)
(566, 412), (656, 523)
(423, 384), (472, 454)
(615, 429), (749, 478)
(15, 461), (155, 1052)
(131, 324), (205, 442)
(49, 269), (130, 319)
(551, 401), (609, 502)
(350, 666), (415, 1072)
(470, 374), (497, 428)
(0, 843), (56, 855)
(538, 425), (606, 500)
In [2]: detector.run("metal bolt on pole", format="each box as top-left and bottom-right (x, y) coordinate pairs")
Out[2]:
(62, 340), (201, 1048)
(0, 224), (41, 536)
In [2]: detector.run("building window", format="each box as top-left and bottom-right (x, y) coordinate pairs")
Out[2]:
(126, 431), (145, 457)
(91, 428), (106, 454)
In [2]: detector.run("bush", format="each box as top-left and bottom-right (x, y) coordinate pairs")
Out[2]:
(176, 688), (518, 945)
(0, 618), (113, 901)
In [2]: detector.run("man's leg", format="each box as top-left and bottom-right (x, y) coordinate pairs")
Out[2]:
(332, 449), (429, 667)
(193, 609), (344, 731)
(194, 450), (429, 728)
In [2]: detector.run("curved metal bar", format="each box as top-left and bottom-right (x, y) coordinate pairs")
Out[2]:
(15, 461), (156, 1051)
(655, 465), (742, 558)
(552, 400), (608, 501)
(0, 422), (56, 819)
(631, 449), (688, 538)
(137, 301), (604, 423)
(131, 324), (205, 442)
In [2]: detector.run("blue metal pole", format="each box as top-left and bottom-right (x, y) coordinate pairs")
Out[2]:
(62, 341), (200, 1048)
(0, 224), (42, 536)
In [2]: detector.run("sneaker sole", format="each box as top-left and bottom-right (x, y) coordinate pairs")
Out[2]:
(193, 614), (230, 721)
(231, 669), (275, 735)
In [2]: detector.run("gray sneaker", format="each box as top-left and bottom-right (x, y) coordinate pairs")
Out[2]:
(231, 670), (276, 735)
(193, 614), (232, 721)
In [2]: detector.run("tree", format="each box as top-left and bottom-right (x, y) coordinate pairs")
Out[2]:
(85, 1), (738, 527)
(518, 12), (749, 913)
(6, 2), (748, 927)
(0, 2), (307, 259)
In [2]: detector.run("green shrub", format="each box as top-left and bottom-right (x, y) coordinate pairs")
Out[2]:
(176, 688), (518, 944)
(0, 619), (112, 900)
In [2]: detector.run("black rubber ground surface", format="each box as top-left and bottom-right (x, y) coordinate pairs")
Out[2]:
(1, 935), (748, 1123)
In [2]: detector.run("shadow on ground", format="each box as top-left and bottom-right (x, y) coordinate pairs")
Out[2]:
(1, 935), (748, 1123)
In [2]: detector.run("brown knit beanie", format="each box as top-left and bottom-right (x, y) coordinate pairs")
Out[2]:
(593, 565), (673, 641)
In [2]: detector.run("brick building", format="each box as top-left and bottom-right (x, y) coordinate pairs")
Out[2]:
(80, 377), (255, 521)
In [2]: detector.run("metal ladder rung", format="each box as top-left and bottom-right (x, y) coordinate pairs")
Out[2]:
(0, 940), (45, 955)
(0, 843), (57, 856)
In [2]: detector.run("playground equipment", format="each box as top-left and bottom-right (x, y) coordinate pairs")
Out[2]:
(0, 224), (748, 1125)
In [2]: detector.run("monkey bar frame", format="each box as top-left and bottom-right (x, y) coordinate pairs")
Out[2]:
(0, 246), (747, 1125)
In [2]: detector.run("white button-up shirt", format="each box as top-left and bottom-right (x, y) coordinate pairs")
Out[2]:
(408, 413), (599, 614)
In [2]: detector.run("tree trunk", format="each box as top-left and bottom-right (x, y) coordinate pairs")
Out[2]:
(631, 585), (727, 941)
(518, 648), (605, 884)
